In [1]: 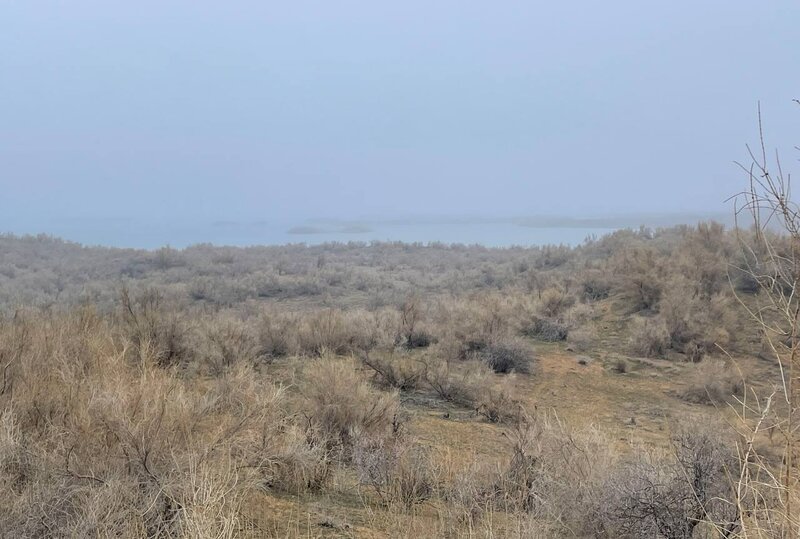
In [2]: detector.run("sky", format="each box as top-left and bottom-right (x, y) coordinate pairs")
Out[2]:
(1, 1), (798, 233)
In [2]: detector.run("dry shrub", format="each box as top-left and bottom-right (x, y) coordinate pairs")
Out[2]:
(424, 357), (493, 407)
(567, 325), (598, 353)
(611, 244), (666, 313)
(295, 309), (383, 357)
(300, 357), (400, 450)
(353, 434), (434, 507)
(628, 315), (670, 358)
(361, 351), (425, 391)
(475, 375), (522, 423)
(522, 317), (569, 342)
(119, 287), (190, 367)
(659, 280), (740, 361)
(678, 359), (744, 405)
(604, 426), (738, 538)
(537, 287), (575, 318)
(266, 424), (333, 494)
(256, 309), (299, 358)
(192, 314), (258, 375)
(474, 337), (534, 374)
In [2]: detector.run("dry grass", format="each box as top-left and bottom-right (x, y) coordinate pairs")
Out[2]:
(0, 221), (788, 537)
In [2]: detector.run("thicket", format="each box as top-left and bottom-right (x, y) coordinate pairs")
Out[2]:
(0, 221), (772, 536)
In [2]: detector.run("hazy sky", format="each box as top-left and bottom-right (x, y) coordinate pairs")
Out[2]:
(1, 1), (798, 228)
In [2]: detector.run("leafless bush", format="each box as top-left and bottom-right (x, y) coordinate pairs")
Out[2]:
(475, 376), (522, 423)
(300, 357), (400, 451)
(119, 286), (190, 367)
(192, 314), (258, 375)
(295, 309), (382, 357)
(353, 434), (434, 507)
(607, 426), (738, 538)
(628, 315), (670, 358)
(424, 357), (493, 407)
(361, 351), (425, 391)
(474, 337), (534, 374)
(537, 287), (575, 318)
(567, 325), (598, 352)
(521, 316), (569, 342)
(678, 360), (744, 405)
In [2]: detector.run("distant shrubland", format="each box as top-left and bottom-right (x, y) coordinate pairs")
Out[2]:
(0, 222), (789, 536)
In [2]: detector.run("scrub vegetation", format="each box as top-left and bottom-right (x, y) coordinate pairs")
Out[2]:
(0, 139), (798, 538)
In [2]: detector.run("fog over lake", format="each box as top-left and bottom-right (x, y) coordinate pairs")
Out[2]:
(4, 213), (732, 249)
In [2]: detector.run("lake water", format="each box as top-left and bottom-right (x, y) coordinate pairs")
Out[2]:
(4, 220), (618, 249)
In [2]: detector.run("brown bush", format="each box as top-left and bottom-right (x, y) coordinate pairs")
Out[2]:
(659, 280), (740, 361)
(118, 287), (190, 367)
(192, 314), (258, 375)
(521, 316), (569, 342)
(537, 287), (575, 318)
(361, 351), (425, 391)
(475, 376), (522, 423)
(628, 316), (670, 358)
(567, 325), (598, 353)
(473, 337), (534, 374)
(605, 426), (738, 538)
(353, 434), (434, 507)
(424, 357), (493, 407)
(300, 357), (400, 450)
(678, 360), (744, 405)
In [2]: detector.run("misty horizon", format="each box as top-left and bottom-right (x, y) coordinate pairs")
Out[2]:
(2, 1), (798, 245)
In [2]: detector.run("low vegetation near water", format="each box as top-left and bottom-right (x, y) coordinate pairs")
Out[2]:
(0, 219), (794, 537)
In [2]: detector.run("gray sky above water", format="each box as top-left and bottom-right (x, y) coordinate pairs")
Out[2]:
(1, 1), (798, 230)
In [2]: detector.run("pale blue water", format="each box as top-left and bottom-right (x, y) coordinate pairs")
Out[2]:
(3, 219), (616, 249)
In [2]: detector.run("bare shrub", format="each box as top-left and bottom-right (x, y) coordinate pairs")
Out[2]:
(300, 357), (400, 450)
(295, 309), (380, 357)
(193, 315), (258, 375)
(678, 359), (744, 405)
(267, 424), (333, 493)
(521, 316), (569, 342)
(476, 376), (521, 423)
(567, 325), (597, 352)
(256, 309), (298, 358)
(607, 426), (738, 538)
(628, 315), (670, 358)
(361, 351), (425, 391)
(537, 287), (575, 318)
(474, 337), (534, 374)
(119, 286), (189, 367)
(424, 357), (492, 407)
(353, 434), (434, 507)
